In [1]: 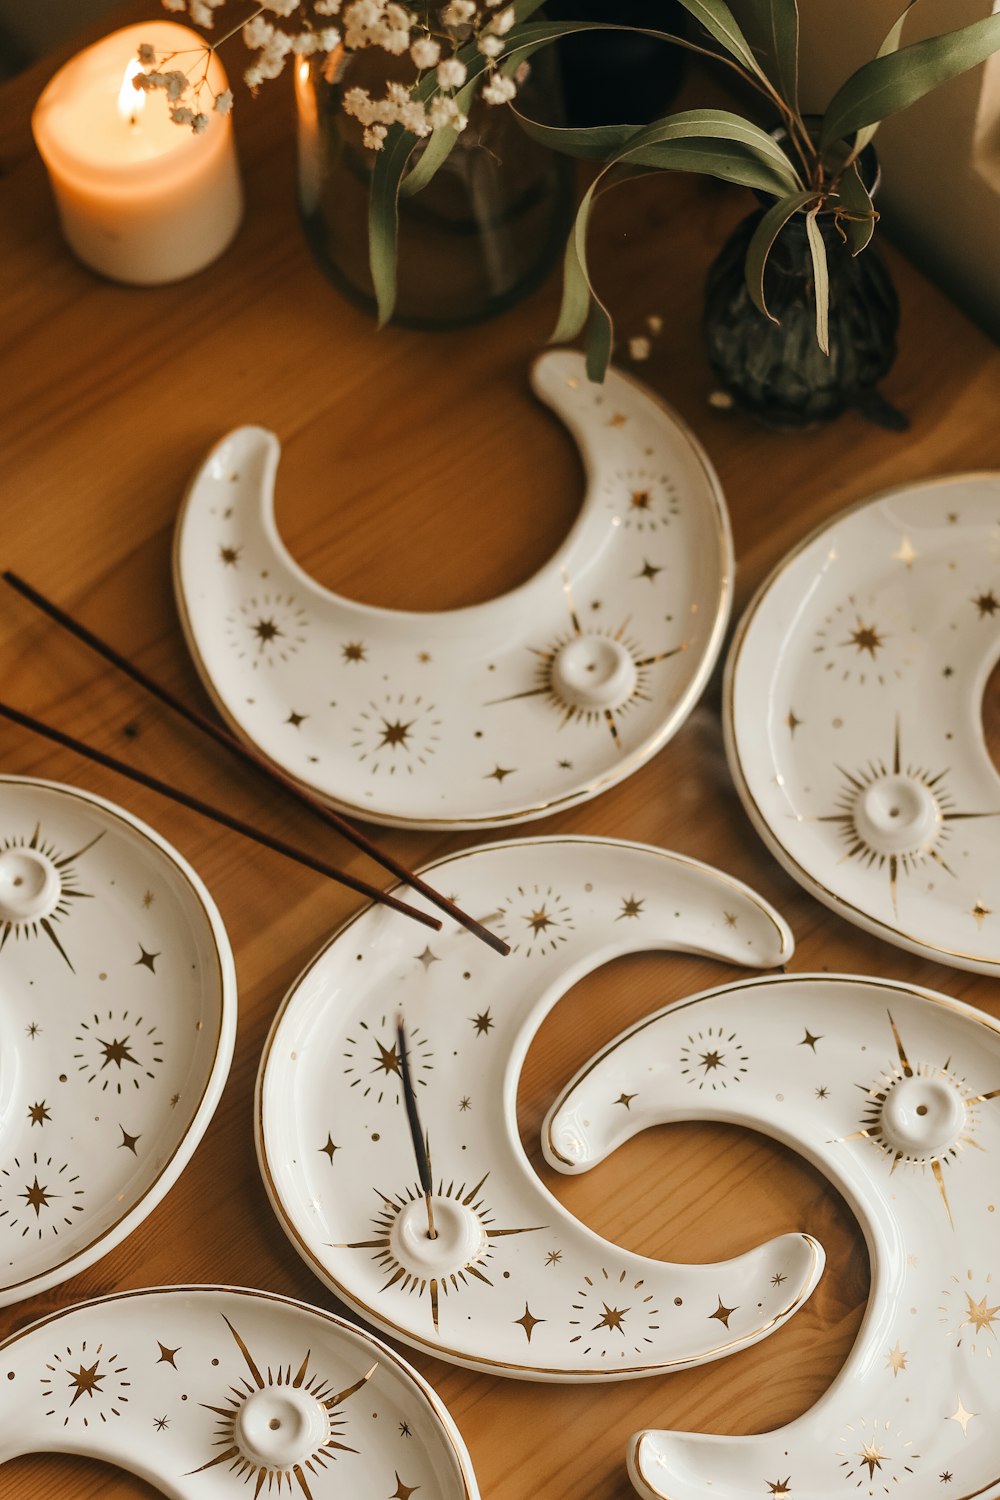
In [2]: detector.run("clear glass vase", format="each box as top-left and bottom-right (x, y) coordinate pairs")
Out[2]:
(295, 47), (576, 330)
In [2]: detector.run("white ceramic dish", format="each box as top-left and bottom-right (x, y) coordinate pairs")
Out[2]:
(0, 1284), (479, 1498)
(255, 834), (819, 1379)
(725, 473), (1000, 971)
(174, 350), (732, 829)
(545, 973), (1000, 1499)
(0, 776), (236, 1305)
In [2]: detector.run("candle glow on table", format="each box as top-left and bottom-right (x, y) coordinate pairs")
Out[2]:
(31, 22), (243, 286)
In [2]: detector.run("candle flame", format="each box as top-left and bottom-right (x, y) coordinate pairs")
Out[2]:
(117, 58), (146, 125)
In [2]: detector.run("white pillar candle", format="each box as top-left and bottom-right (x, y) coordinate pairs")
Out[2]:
(31, 21), (243, 286)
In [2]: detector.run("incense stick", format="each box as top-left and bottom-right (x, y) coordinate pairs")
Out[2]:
(3, 571), (508, 958)
(0, 700), (441, 931)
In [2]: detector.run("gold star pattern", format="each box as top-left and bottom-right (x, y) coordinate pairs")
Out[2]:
(723, 911), (738, 928)
(708, 1297), (738, 1328)
(608, 412), (627, 427)
(947, 1398), (976, 1436)
(341, 641), (367, 663)
(399, 1421), (412, 1438)
(285, 709), (307, 728)
(893, 535), (918, 567)
(118, 1127), (141, 1155)
(154, 1415), (170, 1430)
(156, 1342), (180, 1367)
(390, 1474), (420, 1500)
(417, 651), (431, 663)
(142, 890), (154, 908)
(98, 1036), (139, 1071)
(971, 901), (992, 926)
(514, 1304), (545, 1342)
(20, 1175), (53, 1216)
(786, 708), (803, 736)
(377, 717), (414, 750)
(843, 620), (886, 658)
(858, 1442), (887, 1479)
(767, 1480), (792, 1497)
(526, 906), (554, 936)
(800, 1029), (822, 1051)
(636, 559), (664, 583)
(319, 1134), (339, 1163)
(373, 1041), (402, 1077)
(617, 894), (644, 920)
(471, 1009), (494, 1037)
(134, 945), (159, 974)
(962, 1290), (1000, 1336)
(218, 545), (241, 567)
(415, 945), (439, 970)
(770, 1272), (787, 1287)
(459, 1096), (471, 1111)
(67, 1360), (106, 1406)
(486, 764), (515, 782)
(815, 1086), (830, 1100)
(614, 1092), (637, 1109)
(885, 1341), (907, 1375)
(972, 589), (1000, 618)
(592, 1303), (628, 1333)
(545, 1250), (563, 1266)
(940, 1474), (953, 1484)
(251, 617), (282, 646)
(25, 1022), (40, 1039)
(629, 489), (651, 510)
(699, 1050), (724, 1071)
(27, 1101), (50, 1127)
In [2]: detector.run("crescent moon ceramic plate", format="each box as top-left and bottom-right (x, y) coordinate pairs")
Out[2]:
(0, 1284), (480, 1498)
(542, 973), (1000, 1500)
(256, 834), (827, 1380)
(0, 776), (236, 1305)
(724, 474), (1000, 972)
(174, 350), (733, 829)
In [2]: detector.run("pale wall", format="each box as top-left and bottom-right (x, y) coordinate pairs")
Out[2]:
(774, 0), (1000, 337)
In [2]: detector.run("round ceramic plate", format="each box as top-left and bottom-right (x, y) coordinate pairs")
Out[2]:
(541, 973), (1000, 1499)
(0, 776), (236, 1305)
(724, 474), (1000, 973)
(255, 835), (827, 1381)
(0, 1284), (479, 1498)
(173, 349), (732, 829)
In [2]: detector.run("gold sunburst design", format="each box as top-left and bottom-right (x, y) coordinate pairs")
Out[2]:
(939, 1267), (1000, 1356)
(814, 720), (1000, 913)
(342, 1017), (432, 1106)
(189, 1315), (374, 1498)
(836, 1415), (920, 1493)
(602, 467), (681, 531)
(679, 1025), (750, 1091)
(568, 1267), (661, 1359)
(0, 823), (102, 971)
(350, 694), (442, 776)
(812, 592), (916, 686)
(833, 1010), (999, 1227)
(40, 1340), (130, 1427)
(225, 592), (309, 668)
(73, 1009), (164, 1094)
(492, 883), (575, 958)
(0, 1151), (85, 1240)
(336, 1173), (544, 1334)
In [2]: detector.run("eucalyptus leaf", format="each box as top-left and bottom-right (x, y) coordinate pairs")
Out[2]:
(850, 0), (919, 159)
(832, 161), (877, 255)
(804, 206), (830, 355)
(743, 0), (800, 105)
(821, 9), (1000, 151)
(744, 188), (820, 320)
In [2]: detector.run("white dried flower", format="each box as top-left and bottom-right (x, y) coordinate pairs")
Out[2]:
(171, 104), (195, 123)
(138, 43), (157, 65)
(265, 0), (302, 15)
(363, 122), (388, 148)
(628, 336), (651, 361)
(481, 70), (515, 103)
(427, 93), (467, 131)
(490, 6), (514, 34)
(441, 0), (476, 25)
(410, 35), (440, 68)
(191, 111), (210, 132)
(436, 56), (467, 88)
(477, 34), (503, 58)
(214, 88), (234, 113)
(314, 0), (341, 12)
(243, 15), (275, 47)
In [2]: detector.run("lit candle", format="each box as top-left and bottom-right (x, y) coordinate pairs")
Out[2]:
(31, 21), (243, 286)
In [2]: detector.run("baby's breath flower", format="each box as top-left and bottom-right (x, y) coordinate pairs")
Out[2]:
(628, 336), (651, 361)
(436, 56), (467, 88)
(138, 42), (157, 64)
(214, 88), (234, 112)
(481, 70), (515, 103)
(477, 33), (503, 58)
(410, 35), (440, 68)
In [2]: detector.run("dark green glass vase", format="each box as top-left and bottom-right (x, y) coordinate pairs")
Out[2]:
(702, 199), (905, 430)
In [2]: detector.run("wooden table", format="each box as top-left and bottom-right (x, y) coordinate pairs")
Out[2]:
(2, 9), (1000, 1498)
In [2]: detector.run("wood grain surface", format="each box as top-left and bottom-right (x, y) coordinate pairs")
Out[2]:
(2, 8), (1000, 1497)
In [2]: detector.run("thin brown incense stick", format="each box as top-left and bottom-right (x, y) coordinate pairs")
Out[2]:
(3, 571), (508, 958)
(397, 1016), (437, 1241)
(0, 700), (441, 931)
